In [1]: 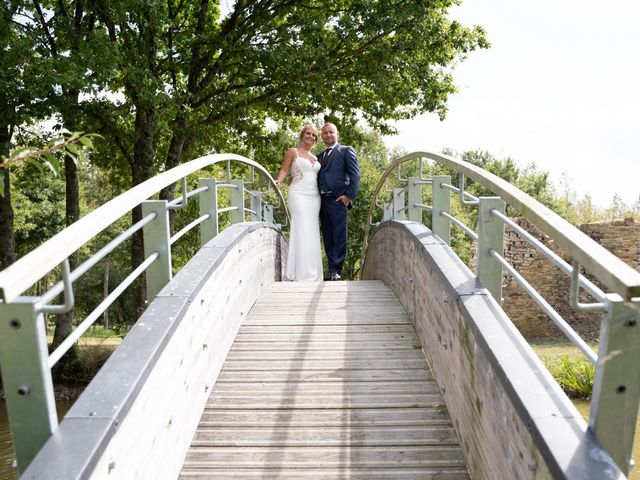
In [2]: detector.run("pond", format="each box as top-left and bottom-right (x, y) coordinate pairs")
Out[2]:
(0, 401), (16, 480)
(1, 400), (73, 480)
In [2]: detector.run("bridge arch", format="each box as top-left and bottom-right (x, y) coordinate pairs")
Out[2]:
(22, 223), (285, 479)
(363, 220), (621, 479)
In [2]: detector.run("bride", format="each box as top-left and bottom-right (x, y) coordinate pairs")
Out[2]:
(275, 125), (323, 281)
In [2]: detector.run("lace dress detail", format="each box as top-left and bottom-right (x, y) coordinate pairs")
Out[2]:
(289, 161), (303, 186)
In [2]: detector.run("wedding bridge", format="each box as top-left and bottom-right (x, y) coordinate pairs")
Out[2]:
(0, 152), (638, 479)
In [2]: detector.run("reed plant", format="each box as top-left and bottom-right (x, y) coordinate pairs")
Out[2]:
(542, 354), (595, 399)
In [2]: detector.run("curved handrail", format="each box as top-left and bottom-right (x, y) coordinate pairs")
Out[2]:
(362, 151), (640, 300)
(0, 153), (288, 303)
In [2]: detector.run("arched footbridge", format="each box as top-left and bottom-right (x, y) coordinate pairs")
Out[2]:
(0, 152), (638, 479)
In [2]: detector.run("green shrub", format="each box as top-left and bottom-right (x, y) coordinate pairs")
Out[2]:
(543, 355), (595, 399)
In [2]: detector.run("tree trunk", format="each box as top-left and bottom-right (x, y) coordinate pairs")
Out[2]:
(130, 102), (156, 319)
(160, 115), (189, 232)
(0, 124), (15, 270)
(51, 88), (82, 378)
(103, 258), (110, 329)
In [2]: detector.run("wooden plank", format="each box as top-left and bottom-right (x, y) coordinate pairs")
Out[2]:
(242, 315), (411, 325)
(232, 332), (419, 342)
(238, 324), (414, 334)
(182, 445), (466, 468)
(211, 380), (438, 394)
(224, 349), (425, 361)
(191, 425), (459, 446)
(181, 280), (468, 479)
(180, 468), (470, 479)
(216, 368), (431, 382)
(230, 341), (419, 351)
(197, 407), (453, 427)
(219, 358), (428, 370)
(206, 392), (444, 409)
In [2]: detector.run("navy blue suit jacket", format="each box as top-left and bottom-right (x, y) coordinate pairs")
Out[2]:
(317, 144), (361, 202)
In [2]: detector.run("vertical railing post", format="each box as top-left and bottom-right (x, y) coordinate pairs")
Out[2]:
(198, 178), (218, 246)
(383, 202), (393, 221)
(229, 179), (245, 224)
(0, 298), (57, 473)
(263, 204), (274, 223)
(249, 190), (261, 221)
(141, 200), (172, 302)
(589, 297), (640, 475)
(407, 177), (422, 223)
(392, 188), (406, 220)
(477, 197), (505, 303)
(432, 175), (451, 245)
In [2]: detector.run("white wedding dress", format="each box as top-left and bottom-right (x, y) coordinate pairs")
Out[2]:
(284, 156), (323, 281)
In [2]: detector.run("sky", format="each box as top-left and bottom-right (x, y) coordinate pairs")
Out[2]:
(383, 1), (639, 208)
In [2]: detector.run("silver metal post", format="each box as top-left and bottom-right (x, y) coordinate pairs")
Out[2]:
(383, 202), (393, 221)
(432, 175), (452, 245)
(0, 298), (57, 472)
(407, 177), (423, 223)
(141, 200), (172, 301)
(589, 296), (640, 475)
(392, 188), (406, 220)
(229, 180), (245, 224)
(477, 198), (506, 303)
(249, 191), (261, 221)
(263, 204), (274, 223)
(198, 178), (218, 245)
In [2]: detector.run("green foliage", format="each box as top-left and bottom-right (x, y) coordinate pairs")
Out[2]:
(11, 168), (66, 259)
(0, 132), (101, 196)
(543, 355), (595, 399)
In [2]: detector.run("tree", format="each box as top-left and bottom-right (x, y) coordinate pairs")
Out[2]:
(78, 0), (488, 314)
(4, 0), (488, 315)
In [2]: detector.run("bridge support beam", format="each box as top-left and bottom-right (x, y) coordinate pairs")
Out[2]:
(432, 175), (451, 245)
(392, 187), (406, 220)
(477, 197), (505, 304)
(229, 179), (245, 224)
(249, 190), (261, 221)
(589, 297), (640, 475)
(407, 177), (423, 223)
(142, 200), (172, 302)
(198, 178), (218, 245)
(263, 204), (274, 223)
(0, 298), (57, 473)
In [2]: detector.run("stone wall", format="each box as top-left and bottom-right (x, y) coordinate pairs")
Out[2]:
(499, 217), (640, 340)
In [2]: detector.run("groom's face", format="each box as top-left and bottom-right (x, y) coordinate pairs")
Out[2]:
(321, 124), (338, 147)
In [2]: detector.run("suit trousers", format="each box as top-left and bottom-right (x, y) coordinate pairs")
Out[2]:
(320, 194), (349, 275)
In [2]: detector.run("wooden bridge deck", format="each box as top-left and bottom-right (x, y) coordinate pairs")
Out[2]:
(179, 280), (469, 479)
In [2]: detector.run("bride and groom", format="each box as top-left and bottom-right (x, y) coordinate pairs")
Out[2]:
(275, 122), (360, 282)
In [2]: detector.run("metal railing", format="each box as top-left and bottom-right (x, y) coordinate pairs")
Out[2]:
(362, 151), (640, 475)
(0, 153), (288, 473)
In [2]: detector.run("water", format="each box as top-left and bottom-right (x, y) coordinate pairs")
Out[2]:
(0, 402), (16, 480)
(1, 400), (73, 480)
(1, 399), (638, 479)
(574, 399), (640, 480)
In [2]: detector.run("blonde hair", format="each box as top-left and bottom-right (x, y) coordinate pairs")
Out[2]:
(299, 124), (318, 142)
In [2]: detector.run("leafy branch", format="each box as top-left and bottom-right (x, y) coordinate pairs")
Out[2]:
(0, 132), (101, 195)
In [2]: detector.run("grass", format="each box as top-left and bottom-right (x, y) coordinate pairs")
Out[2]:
(46, 324), (123, 346)
(530, 340), (597, 399)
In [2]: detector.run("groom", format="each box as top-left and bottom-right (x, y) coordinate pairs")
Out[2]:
(317, 122), (360, 281)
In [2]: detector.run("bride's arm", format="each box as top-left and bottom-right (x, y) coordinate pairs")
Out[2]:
(275, 148), (296, 186)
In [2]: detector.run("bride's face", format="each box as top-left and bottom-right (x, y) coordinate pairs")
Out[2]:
(301, 129), (317, 147)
